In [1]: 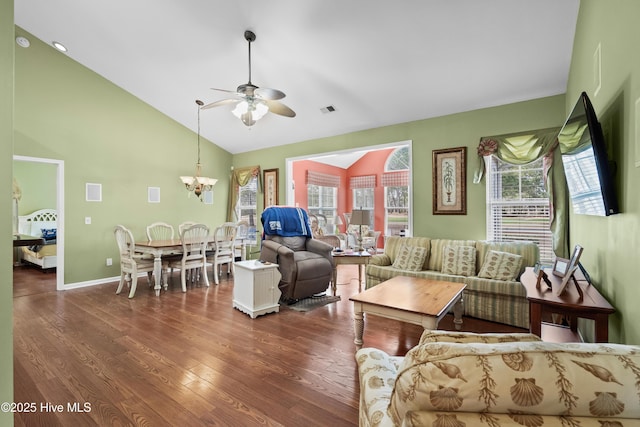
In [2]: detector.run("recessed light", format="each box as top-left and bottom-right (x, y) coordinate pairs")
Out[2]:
(52, 41), (67, 52)
(16, 36), (30, 48)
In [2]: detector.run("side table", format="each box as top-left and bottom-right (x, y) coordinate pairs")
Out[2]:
(332, 252), (371, 294)
(233, 260), (282, 318)
(520, 267), (615, 342)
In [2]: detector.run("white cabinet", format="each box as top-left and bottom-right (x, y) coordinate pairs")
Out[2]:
(233, 260), (282, 318)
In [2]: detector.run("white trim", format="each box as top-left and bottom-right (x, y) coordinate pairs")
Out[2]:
(13, 155), (65, 291)
(63, 276), (122, 290)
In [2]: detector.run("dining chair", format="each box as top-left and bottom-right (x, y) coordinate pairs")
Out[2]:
(168, 223), (210, 292)
(178, 221), (197, 235)
(211, 222), (237, 285)
(146, 221), (174, 241)
(235, 220), (249, 261)
(114, 225), (155, 298)
(146, 221), (177, 287)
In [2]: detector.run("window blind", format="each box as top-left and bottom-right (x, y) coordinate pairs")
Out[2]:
(486, 156), (554, 264)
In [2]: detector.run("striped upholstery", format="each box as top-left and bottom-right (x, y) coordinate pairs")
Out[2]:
(476, 240), (539, 278)
(427, 239), (477, 272)
(382, 236), (431, 269)
(365, 237), (539, 329)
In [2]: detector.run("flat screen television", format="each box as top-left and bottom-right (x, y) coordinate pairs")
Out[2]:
(557, 92), (619, 216)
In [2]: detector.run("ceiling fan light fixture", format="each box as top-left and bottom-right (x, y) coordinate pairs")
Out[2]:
(232, 98), (269, 126)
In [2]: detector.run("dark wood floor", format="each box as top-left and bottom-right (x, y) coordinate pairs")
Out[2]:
(13, 264), (526, 426)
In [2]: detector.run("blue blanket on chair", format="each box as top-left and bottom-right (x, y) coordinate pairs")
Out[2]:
(261, 206), (312, 237)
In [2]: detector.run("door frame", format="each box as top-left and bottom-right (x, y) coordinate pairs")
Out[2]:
(13, 155), (65, 291)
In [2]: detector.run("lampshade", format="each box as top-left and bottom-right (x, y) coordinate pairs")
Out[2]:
(350, 209), (370, 226)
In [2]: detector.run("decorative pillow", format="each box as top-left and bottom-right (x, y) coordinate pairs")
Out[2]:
(41, 228), (57, 241)
(478, 250), (523, 281)
(392, 245), (427, 271)
(441, 245), (476, 276)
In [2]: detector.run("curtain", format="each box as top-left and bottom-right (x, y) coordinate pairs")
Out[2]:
(473, 127), (569, 258)
(227, 165), (261, 222)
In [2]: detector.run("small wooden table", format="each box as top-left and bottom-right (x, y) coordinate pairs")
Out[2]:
(331, 251), (371, 294)
(521, 267), (615, 342)
(349, 276), (466, 349)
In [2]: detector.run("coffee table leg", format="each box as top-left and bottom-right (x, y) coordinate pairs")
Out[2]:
(353, 302), (364, 349)
(453, 295), (464, 330)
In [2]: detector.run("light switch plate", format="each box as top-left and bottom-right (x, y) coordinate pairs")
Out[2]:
(85, 217), (91, 225)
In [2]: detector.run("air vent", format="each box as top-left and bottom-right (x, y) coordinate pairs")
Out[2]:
(320, 105), (337, 114)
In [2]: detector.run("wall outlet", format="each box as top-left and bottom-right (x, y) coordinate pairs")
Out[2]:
(85, 216), (91, 225)
(106, 258), (112, 266)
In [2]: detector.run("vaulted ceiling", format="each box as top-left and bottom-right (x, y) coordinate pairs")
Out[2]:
(14, 0), (579, 154)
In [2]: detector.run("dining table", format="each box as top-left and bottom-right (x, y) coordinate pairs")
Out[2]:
(134, 236), (254, 295)
(134, 239), (188, 296)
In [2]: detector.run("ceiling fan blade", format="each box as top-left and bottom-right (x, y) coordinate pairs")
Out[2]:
(266, 100), (296, 118)
(201, 98), (240, 110)
(210, 87), (240, 95)
(255, 87), (286, 101)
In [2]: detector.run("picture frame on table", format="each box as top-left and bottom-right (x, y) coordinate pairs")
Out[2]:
(551, 257), (570, 277)
(263, 168), (279, 208)
(555, 245), (584, 296)
(432, 147), (467, 215)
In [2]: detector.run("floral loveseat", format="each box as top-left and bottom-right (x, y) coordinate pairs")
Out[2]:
(356, 329), (640, 427)
(365, 236), (539, 329)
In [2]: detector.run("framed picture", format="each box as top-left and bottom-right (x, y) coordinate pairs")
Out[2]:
(432, 147), (467, 215)
(551, 257), (570, 277)
(556, 244), (584, 296)
(263, 168), (279, 208)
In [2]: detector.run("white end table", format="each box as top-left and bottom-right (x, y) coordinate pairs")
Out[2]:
(233, 260), (282, 318)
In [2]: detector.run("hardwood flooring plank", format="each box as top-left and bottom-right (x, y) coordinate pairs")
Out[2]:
(13, 264), (526, 425)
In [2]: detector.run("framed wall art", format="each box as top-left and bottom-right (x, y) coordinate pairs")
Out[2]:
(432, 147), (467, 215)
(263, 168), (279, 208)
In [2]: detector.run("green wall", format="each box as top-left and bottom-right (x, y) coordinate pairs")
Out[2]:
(1, 0), (13, 424)
(13, 161), (57, 215)
(13, 27), (232, 285)
(564, 0), (640, 344)
(234, 95), (566, 241)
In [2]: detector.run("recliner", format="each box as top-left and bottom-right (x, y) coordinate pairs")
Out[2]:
(259, 206), (334, 302)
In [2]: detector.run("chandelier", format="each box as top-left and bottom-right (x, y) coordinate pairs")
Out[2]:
(179, 100), (217, 200)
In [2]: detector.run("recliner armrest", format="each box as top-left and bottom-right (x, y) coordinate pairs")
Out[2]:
(306, 239), (334, 266)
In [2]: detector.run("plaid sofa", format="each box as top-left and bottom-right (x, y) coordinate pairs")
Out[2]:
(365, 236), (539, 329)
(357, 330), (640, 427)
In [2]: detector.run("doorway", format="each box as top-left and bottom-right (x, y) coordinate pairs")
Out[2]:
(285, 140), (413, 239)
(13, 155), (65, 291)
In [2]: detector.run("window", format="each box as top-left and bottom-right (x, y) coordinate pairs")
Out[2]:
(383, 147), (410, 236)
(235, 175), (258, 229)
(352, 188), (374, 210)
(307, 184), (337, 219)
(485, 156), (554, 264)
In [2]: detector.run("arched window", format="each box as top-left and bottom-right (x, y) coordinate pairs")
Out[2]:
(383, 147), (410, 236)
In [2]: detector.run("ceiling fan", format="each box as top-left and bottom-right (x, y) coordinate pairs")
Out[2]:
(201, 30), (296, 126)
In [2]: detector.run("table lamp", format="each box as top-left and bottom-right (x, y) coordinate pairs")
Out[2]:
(350, 209), (370, 252)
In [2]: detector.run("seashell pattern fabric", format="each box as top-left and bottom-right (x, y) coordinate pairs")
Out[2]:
(357, 330), (640, 427)
(386, 334), (640, 426)
(441, 245), (477, 276)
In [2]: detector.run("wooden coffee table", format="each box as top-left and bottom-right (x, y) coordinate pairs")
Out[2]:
(349, 275), (466, 349)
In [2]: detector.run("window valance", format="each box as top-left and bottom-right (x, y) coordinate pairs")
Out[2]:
(381, 171), (409, 187)
(306, 170), (340, 188)
(349, 175), (376, 189)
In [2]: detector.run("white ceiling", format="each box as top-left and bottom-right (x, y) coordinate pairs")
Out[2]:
(14, 0), (579, 155)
